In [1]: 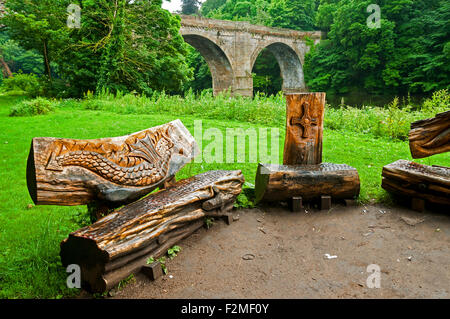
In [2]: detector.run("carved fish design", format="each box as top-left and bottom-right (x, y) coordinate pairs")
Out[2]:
(45, 130), (174, 187)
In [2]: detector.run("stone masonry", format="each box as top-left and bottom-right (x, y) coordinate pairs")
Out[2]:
(180, 15), (322, 97)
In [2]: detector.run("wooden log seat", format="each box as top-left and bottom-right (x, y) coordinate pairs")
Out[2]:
(27, 120), (199, 206)
(60, 170), (245, 292)
(255, 163), (360, 203)
(409, 110), (450, 159)
(381, 160), (450, 206)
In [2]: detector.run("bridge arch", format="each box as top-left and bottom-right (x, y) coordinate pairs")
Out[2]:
(251, 42), (306, 94)
(182, 34), (234, 95)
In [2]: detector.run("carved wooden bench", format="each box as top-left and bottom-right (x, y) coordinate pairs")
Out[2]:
(255, 93), (361, 210)
(382, 111), (450, 211)
(60, 170), (244, 292)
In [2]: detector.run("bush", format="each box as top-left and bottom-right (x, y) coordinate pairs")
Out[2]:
(9, 98), (56, 117)
(2, 73), (42, 97)
(421, 89), (449, 116)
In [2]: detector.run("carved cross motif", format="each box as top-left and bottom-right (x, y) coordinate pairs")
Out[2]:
(290, 102), (318, 138)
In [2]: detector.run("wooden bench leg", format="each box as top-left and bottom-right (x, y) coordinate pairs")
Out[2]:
(224, 214), (233, 225)
(411, 198), (425, 212)
(290, 197), (303, 212)
(345, 199), (357, 206)
(321, 195), (332, 211)
(141, 261), (163, 281)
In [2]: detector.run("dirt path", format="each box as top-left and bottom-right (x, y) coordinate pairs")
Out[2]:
(99, 203), (449, 299)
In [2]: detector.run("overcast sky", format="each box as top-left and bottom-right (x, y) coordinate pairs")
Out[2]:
(162, 0), (206, 13)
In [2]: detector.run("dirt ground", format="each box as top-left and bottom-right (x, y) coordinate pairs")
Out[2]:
(93, 202), (449, 299)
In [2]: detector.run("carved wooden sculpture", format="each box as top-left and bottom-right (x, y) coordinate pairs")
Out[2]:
(255, 163), (360, 203)
(382, 160), (450, 206)
(283, 93), (326, 165)
(27, 120), (199, 206)
(256, 92), (360, 209)
(409, 111), (450, 159)
(60, 170), (245, 292)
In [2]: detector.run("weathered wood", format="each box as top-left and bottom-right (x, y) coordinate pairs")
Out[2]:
(320, 195), (332, 211)
(409, 111), (450, 159)
(283, 93), (326, 165)
(141, 261), (163, 281)
(381, 160), (450, 206)
(27, 120), (199, 206)
(255, 163), (360, 203)
(290, 197), (303, 212)
(60, 170), (244, 292)
(411, 198), (426, 212)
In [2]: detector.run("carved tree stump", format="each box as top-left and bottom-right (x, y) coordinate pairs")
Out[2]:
(60, 170), (245, 292)
(283, 93), (326, 165)
(255, 163), (360, 203)
(27, 120), (199, 206)
(409, 111), (450, 159)
(382, 160), (450, 206)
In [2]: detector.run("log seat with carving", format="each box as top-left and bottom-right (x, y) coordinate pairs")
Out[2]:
(60, 170), (245, 292)
(27, 120), (199, 206)
(382, 111), (450, 211)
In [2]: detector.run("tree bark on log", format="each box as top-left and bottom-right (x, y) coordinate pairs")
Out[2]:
(283, 93), (326, 165)
(60, 170), (245, 292)
(27, 120), (199, 206)
(409, 111), (450, 159)
(381, 160), (450, 206)
(255, 163), (360, 203)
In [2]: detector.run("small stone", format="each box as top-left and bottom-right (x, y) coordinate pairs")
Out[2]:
(407, 256), (413, 261)
(242, 254), (255, 261)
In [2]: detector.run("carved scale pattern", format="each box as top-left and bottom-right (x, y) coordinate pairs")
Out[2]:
(45, 129), (175, 187)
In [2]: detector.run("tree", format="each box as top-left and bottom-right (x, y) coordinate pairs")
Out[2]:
(57, 0), (192, 96)
(268, 0), (317, 31)
(181, 0), (201, 15)
(1, 0), (71, 80)
(305, 0), (449, 94)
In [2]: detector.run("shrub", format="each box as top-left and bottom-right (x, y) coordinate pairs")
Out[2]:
(2, 73), (42, 97)
(421, 89), (449, 116)
(9, 98), (56, 117)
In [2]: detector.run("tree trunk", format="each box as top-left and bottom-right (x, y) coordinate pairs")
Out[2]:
(60, 170), (245, 292)
(255, 163), (360, 203)
(283, 93), (326, 165)
(27, 120), (199, 206)
(0, 54), (12, 78)
(43, 40), (52, 80)
(409, 111), (450, 159)
(381, 160), (450, 206)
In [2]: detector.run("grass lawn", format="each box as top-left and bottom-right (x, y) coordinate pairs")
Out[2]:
(0, 95), (448, 298)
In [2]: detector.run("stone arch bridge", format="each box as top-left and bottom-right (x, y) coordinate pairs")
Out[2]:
(180, 15), (322, 97)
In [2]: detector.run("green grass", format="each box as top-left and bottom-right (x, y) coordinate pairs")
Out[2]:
(0, 94), (448, 299)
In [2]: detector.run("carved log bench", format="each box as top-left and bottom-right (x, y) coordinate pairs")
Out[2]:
(255, 163), (360, 210)
(382, 111), (450, 211)
(382, 160), (450, 209)
(26, 120), (198, 206)
(60, 170), (244, 292)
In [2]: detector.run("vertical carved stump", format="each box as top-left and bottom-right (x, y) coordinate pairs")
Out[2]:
(283, 93), (326, 165)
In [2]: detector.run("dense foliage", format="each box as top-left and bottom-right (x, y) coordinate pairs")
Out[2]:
(194, 0), (449, 97)
(0, 0), (193, 97)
